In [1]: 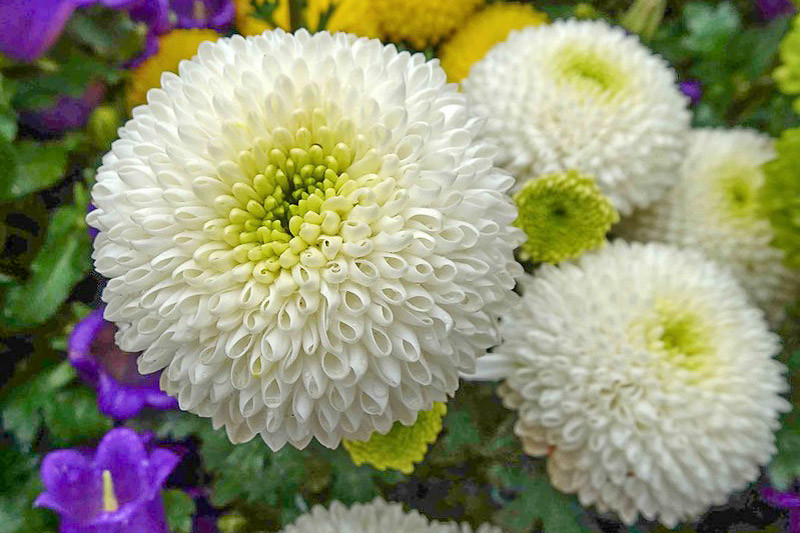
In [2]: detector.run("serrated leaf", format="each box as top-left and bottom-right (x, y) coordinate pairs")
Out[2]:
(0, 362), (76, 450)
(1, 203), (91, 328)
(440, 408), (481, 453)
(0, 141), (70, 202)
(493, 466), (586, 533)
(43, 387), (112, 447)
(163, 489), (196, 533)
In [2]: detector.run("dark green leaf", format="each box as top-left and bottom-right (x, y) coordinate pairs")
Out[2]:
(0, 142), (69, 202)
(163, 489), (197, 533)
(681, 2), (740, 56)
(1, 203), (91, 328)
(43, 387), (112, 447)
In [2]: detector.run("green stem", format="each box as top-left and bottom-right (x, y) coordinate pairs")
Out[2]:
(289, 0), (304, 32)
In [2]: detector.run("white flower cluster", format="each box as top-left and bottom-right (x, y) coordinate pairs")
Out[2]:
(476, 241), (789, 526)
(281, 498), (502, 533)
(617, 128), (800, 320)
(463, 19), (691, 215)
(89, 29), (522, 450)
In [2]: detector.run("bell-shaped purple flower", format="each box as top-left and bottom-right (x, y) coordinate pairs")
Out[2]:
(0, 0), (141, 62)
(171, 0), (234, 31)
(757, 0), (797, 20)
(679, 80), (702, 106)
(762, 485), (800, 532)
(34, 428), (180, 533)
(68, 308), (177, 420)
(19, 82), (106, 136)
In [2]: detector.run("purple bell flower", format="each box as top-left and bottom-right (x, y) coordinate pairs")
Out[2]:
(0, 0), (140, 62)
(679, 80), (702, 106)
(34, 428), (180, 533)
(68, 307), (178, 420)
(762, 485), (800, 532)
(19, 82), (106, 136)
(172, 0), (234, 31)
(757, 0), (797, 20)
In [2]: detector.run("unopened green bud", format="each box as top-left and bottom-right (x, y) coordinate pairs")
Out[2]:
(88, 105), (120, 150)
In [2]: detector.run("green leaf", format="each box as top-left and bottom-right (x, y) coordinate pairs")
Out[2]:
(0, 362), (75, 451)
(0, 445), (57, 533)
(440, 408), (482, 454)
(43, 387), (113, 447)
(163, 489), (197, 533)
(769, 423), (800, 489)
(681, 2), (741, 56)
(493, 465), (587, 533)
(1, 203), (91, 328)
(0, 141), (70, 202)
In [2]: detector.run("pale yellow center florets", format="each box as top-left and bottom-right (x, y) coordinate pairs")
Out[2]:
(555, 46), (626, 100)
(641, 299), (713, 373)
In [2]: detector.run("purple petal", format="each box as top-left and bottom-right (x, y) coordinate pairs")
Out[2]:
(67, 308), (106, 385)
(172, 0), (234, 30)
(145, 381), (179, 411)
(757, 0), (796, 20)
(96, 373), (148, 420)
(763, 486), (800, 508)
(791, 509), (800, 533)
(93, 428), (150, 505)
(37, 450), (103, 522)
(147, 448), (181, 489)
(128, 0), (171, 35)
(0, 0), (77, 62)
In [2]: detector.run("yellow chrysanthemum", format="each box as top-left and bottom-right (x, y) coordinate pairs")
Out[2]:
(127, 29), (219, 110)
(343, 402), (447, 474)
(439, 2), (548, 83)
(373, 0), (484, 49)
(234, 0), (379, 38)
(514, 170), (618, 264)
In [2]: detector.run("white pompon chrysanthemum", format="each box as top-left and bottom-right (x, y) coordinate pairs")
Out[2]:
(280, 498), (503, 533)
(88, 30), (523, 450)
(462, 19), (691, 215)
(616, 128), (800, 321)
(474, 241), (789, 527)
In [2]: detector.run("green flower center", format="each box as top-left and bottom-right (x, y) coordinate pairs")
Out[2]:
(513, 171), (618, 263)
(556, 46), (625, 99)
(715, 163), (761, 221)
(642, 299), (713, 372)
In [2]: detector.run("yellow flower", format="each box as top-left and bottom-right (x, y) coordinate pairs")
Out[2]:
(234, 0), (379, 38)
(343, 403), (447, 474)
(373, 0), (484, 49)
(127, 29), (219, 110)
(440, 2), (547, 82)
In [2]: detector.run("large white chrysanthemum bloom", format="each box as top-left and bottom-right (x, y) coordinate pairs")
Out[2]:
(280, 498), (503, 533)
(88, 30), (523, 450)
(616, 128), (800, 321)
(473, 241), (789, 527)
(462, 19), (691, 215)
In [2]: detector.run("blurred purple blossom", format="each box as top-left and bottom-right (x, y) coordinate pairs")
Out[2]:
(19, 82), (106, 135)
(757, 0), (797, 20)
(762, 486), (800, 532)
(680, 80), (702, 105)
(34, 428), (180, 533)
(68, 307), (178, 420)
(0, 0), (231, 63)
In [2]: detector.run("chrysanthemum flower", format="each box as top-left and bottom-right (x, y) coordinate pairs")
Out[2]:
(775, 14), (800, 112)
(514, 170), (618, 263)
(472, 241), (789, 527)
(372, 0), (484, 50)
(343, 402), (446, 474)
(762, 127), (800, 269)
(439, 2), (548, 83)
(88, 30), (523, 450)
(462, 19), (690, 215)
(280, 498), (502, 533)
(617, 128), (800, 320)
(233, 0), (379, 38)
(127, 29), (220, 110)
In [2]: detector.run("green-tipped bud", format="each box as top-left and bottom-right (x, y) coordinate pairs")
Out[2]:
(620, 0), (667, 40)
(218, 512), (248, 533)
(88, 105), (120, 150)
(514, 170), (619, 264)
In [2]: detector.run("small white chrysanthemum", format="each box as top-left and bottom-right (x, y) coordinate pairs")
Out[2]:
(462, 19), (691, 215)
(280, 498), (503, 533)
(88, 30), (522, 450)
(616, 128), (800, 321)
(473, 241), (789, 527)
